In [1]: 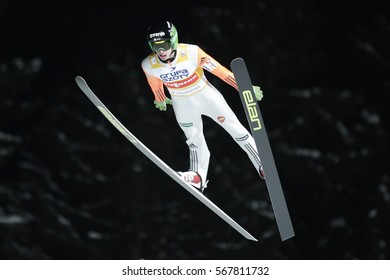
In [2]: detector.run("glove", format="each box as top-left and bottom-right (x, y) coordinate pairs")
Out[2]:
(153, 97), (172, 111)
(253, 86), (263, 101)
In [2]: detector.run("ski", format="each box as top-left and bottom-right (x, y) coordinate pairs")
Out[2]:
(231, 58), (295, 241)
(75, 76), (257, 242)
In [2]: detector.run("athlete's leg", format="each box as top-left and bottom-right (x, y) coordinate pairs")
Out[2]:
(202, 86), (264, 177)
(171, 98), (210, 185)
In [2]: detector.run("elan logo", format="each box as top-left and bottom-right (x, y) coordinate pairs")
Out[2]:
(243, 90), (262, 131)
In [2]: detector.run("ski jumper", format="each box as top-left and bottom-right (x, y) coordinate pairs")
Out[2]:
(141, 43), (262, 185)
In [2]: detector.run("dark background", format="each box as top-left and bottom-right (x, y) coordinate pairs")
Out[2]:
(1, 0), (389, 259)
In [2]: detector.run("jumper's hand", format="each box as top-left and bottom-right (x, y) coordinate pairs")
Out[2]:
(153, 98), (172, 111)
(253, 86), (263, 101)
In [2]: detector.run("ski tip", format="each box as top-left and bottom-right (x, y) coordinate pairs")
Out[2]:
(75, 76), (87, 89)
(231, 57), (244, 64)
(230, 57), (245, 69)
(75, 76), (84, 82)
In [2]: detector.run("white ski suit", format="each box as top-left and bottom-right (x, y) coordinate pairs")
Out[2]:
(141, 43), (262, 186)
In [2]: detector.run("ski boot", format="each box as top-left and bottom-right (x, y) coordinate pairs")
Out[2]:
(178, 171), (207, 192)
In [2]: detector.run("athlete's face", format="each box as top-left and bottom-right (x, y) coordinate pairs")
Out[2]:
(156, 48), (174, 61)
(150, 40), (175, 61)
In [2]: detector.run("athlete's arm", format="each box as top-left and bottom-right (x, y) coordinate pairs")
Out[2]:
(143, 71), (167, 102)
(197, 47), (238, 91)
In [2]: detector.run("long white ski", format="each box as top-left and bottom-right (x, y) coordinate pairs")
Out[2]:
(231, 58), (295, 241)
(75, 76), (257, 242)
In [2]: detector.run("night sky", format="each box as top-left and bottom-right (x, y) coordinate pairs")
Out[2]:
(1, 0), (390, 260)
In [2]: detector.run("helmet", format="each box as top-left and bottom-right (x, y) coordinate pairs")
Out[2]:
(147, 21), (178, 52)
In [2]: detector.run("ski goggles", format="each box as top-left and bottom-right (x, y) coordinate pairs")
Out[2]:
(150, 40), (171, 52)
